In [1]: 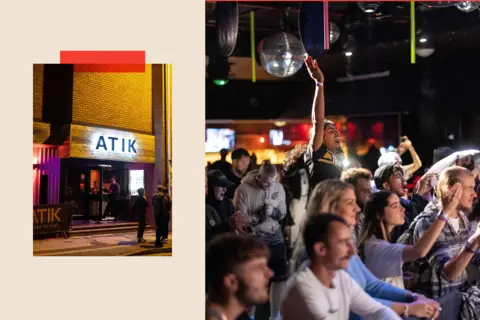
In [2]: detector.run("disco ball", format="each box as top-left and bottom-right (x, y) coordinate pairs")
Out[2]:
(330, 22), (340, 44)
(455, 1), (479, 12)
(259, 32), (306, 78)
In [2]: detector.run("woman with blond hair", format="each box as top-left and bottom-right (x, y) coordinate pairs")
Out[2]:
(291, 179), (440, 320)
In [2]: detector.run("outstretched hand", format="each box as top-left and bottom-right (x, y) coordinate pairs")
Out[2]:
(304, 55), (324, 83)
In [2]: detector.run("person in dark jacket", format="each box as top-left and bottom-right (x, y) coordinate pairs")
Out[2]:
(207, 170), (236, 220)
(205, 170), (251, 244)
(205, 172), (253, 320)
(133, 188), (149, 244)
(374, 164), (430, 242)
(210, 148), (232, 175)
(224, 148), (251, 199)
(152, 185), (171, 247)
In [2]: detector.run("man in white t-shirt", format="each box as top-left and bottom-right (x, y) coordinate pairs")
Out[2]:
(282, 214), (401, 320)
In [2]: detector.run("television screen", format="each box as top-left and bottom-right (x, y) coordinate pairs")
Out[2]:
(205, 128), (235, 153)
(269, 130), (284, 146)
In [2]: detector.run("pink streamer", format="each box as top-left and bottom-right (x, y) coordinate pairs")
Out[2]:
(323, 1), (329, 50)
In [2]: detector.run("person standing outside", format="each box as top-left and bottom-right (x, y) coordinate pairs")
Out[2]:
(152, 185), (171, 247)
(109, 177), (121, 221)
(133, 188), (149, 244)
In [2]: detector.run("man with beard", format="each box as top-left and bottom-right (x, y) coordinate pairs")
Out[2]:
(225, 148), (251, 200)
(302, 56), (342, 191)
(341, 168), (373, 241)
(282, 214), (401, 320)
(234, 161), (287, 320)
(206, 233), (273, 320)
(402, 166), (480, 318)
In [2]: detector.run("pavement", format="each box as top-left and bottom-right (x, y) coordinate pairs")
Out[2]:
(33, 231), (172, 256)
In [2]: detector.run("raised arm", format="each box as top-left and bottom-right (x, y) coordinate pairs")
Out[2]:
(398, 137), (422, 180)
(304, 56), (325, 152)
(403, 184), (462, 262)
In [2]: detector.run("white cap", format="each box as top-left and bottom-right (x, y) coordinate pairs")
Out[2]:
(378, 152), (402, 167)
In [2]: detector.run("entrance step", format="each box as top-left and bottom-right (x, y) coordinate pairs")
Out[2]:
(69, 221), (153, 237)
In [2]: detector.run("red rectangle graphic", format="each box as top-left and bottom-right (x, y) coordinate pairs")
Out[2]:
(60, 51), (146, 73)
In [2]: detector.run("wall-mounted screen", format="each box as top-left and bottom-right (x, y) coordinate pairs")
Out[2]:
(205, 128), (235, 153)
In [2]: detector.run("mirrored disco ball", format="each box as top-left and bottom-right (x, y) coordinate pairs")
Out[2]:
(455, 1), (479, 12)
(260, 32), (306, 78)
(330, 22), (340, 44)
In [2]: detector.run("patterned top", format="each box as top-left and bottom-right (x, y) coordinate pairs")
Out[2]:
(408, 200), (480, 299)
(304, 143), (342, 190)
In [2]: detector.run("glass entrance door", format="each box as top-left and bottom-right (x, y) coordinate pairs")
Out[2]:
(87, 168), (103, 221)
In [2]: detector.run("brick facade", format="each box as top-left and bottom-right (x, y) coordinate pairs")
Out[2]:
(72, 64), (153, 134)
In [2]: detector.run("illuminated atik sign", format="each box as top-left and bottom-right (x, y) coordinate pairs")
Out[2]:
(95, 135), (137, 154)
(90, 130), (138, 156)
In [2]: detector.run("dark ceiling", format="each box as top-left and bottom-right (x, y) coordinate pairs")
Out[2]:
(206, 1), (480, 76)
(205, 2), (480, 163)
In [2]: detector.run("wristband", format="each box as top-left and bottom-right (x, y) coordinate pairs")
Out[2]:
(404, 304), (410, 317)
(316, 81), (323, 87)
(437, 212), (448, 222)
(464, 241), (477, 254)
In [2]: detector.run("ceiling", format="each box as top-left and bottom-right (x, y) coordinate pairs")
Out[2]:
(206, 1), (480, 77)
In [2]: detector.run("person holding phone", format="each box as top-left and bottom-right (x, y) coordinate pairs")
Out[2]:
(234, 161), (288, 320)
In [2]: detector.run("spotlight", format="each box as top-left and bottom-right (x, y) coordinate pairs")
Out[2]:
(207, 56), (231, 85)
(358, 2), (380, 13)
(416, 29), (435, 58)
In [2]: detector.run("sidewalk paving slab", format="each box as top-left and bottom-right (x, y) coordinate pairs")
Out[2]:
(33, 231), (172, 256)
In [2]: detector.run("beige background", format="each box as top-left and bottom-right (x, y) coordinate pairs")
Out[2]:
(0, 0), (204, 319)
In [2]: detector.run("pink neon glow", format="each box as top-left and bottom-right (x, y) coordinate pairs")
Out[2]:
(323, 1), (330, 50)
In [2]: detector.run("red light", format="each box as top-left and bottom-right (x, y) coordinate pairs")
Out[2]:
(372, 122), (384, 134)
(260, 137), (265, 143)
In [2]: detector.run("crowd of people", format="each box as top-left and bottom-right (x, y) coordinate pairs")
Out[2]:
(205, 56), (480, 320)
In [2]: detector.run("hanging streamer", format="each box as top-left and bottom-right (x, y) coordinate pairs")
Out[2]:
(250, 10), (256, 83)
(323, 1), (330, 50)
(410, 1), (416, 64)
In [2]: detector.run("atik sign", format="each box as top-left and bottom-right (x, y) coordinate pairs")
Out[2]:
(33, 204), (72, 237)
(93, 135), (137, 154)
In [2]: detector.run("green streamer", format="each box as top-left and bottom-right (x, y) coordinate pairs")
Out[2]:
(410, 1), (416, 64)
(250, 10), (256, 83)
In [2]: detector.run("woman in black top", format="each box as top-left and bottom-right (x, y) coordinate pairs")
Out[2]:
(303, 56), (343, 191)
